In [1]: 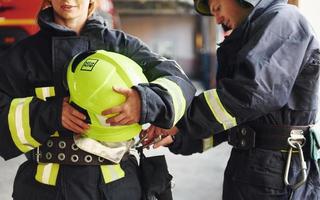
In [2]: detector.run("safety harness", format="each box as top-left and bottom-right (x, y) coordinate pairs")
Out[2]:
(228, 124), (310, 190)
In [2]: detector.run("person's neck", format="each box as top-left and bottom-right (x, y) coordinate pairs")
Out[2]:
(54, 16), (87, 35)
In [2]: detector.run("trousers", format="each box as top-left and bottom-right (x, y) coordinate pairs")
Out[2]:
(223, 148), (320, 200)
(12, 155), (141, 200)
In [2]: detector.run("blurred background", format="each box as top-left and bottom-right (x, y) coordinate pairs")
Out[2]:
(0, 0), (319, 199)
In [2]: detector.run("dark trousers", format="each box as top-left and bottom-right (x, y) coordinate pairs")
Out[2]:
(223, 148), (320, 200)
(12, 155), (141, 200)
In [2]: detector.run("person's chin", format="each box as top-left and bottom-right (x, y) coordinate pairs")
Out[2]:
(222, 24), (232, 31)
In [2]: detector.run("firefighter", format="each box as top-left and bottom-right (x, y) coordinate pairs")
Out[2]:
(0, 0), (195, 199)
(143, 0), (320, 199)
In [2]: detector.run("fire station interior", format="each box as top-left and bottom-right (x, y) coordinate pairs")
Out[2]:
(0, 0), (319, 199)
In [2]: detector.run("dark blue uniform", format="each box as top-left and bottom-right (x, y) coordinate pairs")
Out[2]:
(170, 0), (320, 199)
(0, 7), (195, 200)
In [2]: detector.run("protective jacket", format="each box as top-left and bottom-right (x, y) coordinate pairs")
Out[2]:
(171, 0), (320, 154)
(0, 7), (195, 199)
(170, 0), (320, 199)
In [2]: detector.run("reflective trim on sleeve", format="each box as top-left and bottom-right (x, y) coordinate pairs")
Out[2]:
(8, 97), (40, 152)
(204, 89), (237, 130)
(203, 137), (214, 151)
(35, 87), (55, 101)
(100, 164), (125, 184)
(152, 78), (186, 125)
(35, 163), (60, 186)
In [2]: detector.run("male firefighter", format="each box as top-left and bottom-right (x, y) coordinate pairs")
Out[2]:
(0, 0), (195, 199)
(143, 0), (320, 199)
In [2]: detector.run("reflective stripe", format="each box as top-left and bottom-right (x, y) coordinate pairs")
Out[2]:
(35, 132), (60, 186)
(203, 137), (214, 151)
(0, 18), (36, 25)
(152, 78), (186, 125)
(35, 163), (60, 186)
(8, 97), (40, 152)
(204, 89), (237, 130)
(35, 87), (55, 101)
(52, 131), (59, 137)
(100, 164), (125, 184)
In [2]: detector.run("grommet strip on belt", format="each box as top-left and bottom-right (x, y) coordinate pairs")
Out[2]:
(31, 137), (119, 165)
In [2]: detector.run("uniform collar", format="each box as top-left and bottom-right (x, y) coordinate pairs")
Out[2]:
(37, 7), (107, 37)
(220, 0), (288, 45)
(247, 0), (288, 22)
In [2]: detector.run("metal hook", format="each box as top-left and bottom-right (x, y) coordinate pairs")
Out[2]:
(284, 142), (307, 190)
(134, 134), (148, 149)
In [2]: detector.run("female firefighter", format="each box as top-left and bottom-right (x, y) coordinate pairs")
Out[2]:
(0, 0), (195, 199)
(143, 0), (320, 199)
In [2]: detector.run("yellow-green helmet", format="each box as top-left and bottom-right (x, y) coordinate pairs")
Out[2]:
(66, 50), (148, 142)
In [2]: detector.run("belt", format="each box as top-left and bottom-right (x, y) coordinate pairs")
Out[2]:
(228, 124), (310, 151)
(28, 137), (126, 165)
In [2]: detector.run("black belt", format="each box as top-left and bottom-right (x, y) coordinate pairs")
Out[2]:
(27, 137), (126, 165)
(228, 124), (310, 151)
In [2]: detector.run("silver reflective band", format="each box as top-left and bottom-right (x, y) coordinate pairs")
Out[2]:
(204, 89), (237, 130)
(84, 155), (93, 163)
(71, 154), (79, 162)
(58, 153), (65, 161)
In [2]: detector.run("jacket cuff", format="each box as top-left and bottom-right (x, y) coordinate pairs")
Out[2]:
(132, 85), (148, 124)
(47, 96), (66, 133)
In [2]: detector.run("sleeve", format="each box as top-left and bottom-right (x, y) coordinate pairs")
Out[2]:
(0, 47), (63, 160)
(168, 130), (228, 155)
(177, 14), (314, 139)
(105, 30), (196, 129)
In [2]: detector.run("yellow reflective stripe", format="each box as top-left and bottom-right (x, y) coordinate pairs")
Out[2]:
(35, 163), (60, 186)
(204, 89), (237, 130)
(8, 97), (40, 152)
(35, 87), (55, 101)
(52, 131), (59, 137)
(0, 18), (36, 25)
(152, 78), (186, 125)
(100, 164), (125, 184)
(203, 137), (214, 151)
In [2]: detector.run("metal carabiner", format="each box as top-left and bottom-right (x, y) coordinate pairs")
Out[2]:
(284, 142), (307, 190)
(133, 134), (148, 149)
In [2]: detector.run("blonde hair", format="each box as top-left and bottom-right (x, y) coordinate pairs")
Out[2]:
(41, 0), (97, 16)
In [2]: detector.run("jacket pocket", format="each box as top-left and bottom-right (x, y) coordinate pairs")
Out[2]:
(231, 148), (285, 190)
(12, 160), (58, 200)
(288, 49), (320, 111)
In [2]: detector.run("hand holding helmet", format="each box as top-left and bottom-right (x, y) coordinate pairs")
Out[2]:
(61, 97), (90, 134)
(66, 50), (148, 142)
(101, 86), (141, 126)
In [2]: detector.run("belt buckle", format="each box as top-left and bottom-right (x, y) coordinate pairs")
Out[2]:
(34, 147), (42, 163)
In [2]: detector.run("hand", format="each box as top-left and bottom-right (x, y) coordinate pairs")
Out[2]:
(140, 125), (179, 148)
(101, 87), (141, 126)
(61, 97), (89, 134)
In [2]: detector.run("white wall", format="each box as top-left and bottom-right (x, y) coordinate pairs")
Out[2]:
(299, 1), (320, 37)
(119, 15), (197, 76)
